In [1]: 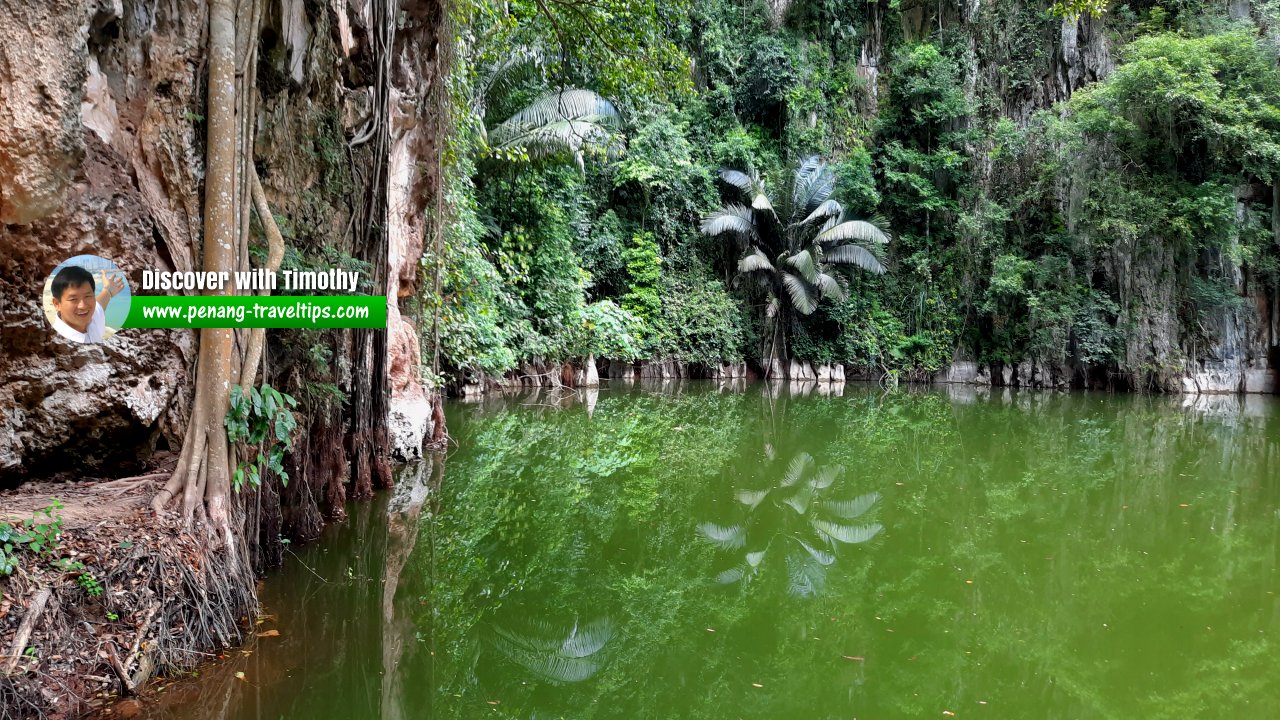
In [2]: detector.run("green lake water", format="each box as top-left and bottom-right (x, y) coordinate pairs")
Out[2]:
(133, 383), (1280, 719)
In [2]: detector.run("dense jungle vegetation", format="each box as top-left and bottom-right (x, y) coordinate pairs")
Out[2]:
(426, 0), (1280, 389)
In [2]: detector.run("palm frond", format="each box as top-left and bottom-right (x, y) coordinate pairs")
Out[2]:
(822, 492), (880, 519)
(477, 48), (543, 117)
(698, 522), (747, 550)
(795, 199), (843, 227)
(795, 537), (836, 566)
(780, 452), (814, 487)
(721, 168), (772, 210)
(790, 156), (835, 221)
(783, 486), (814, 515)
(560, 618), (614, 658)
(735, 488), (770, 509)
(701, 205), (758, 240)
(492, 89), (620, 132)
(486, 89), (622, 170)
(490, 119), (620, 168)
(781, 272), (818, 315)
(814, 272), (846, 301)
(738, 248), (775, 274)
(491, 619), (612, 684)
(715, 566), (746, 584)
(867, 211), (894, 240)
(784, 249), (818, 283)
(822, 244), (886, 274)
(719, 169), (755, 195)
(817, 220), (890, 245)
(808, 465), (841, 490)
(812, 519), (883, 545)
(786, 551), (827, 598)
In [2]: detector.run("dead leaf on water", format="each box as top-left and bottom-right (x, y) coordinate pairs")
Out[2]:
(751, 683), (763, 688)
(256, 629), (280, 637)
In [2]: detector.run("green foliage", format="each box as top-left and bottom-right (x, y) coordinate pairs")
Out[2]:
(1070, 31), (1280, 182)
(657, 269), (749, 364)
(704, 155), (890, 360)
(579, 300), (644, 360)
(611, 116), (718, 248)
(1050, 0), (1110, 18)
(735, 36), (797, 132)
(431, 156), (520, 376)
(431, 0), (1280, 385)
(53, 559), (104, 597)
(0, 499), (65, 575)
(620, 232), (663, 328)
(1, 500), (104, 597)
(225, 384), (299, 491)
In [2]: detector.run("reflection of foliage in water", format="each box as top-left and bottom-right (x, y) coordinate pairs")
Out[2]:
(700, 451), (881, 597)
(491, 616), (614, 684)
(421, 387), (1280, 720)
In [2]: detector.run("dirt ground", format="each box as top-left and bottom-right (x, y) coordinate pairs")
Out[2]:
(0, 459), (256, 719)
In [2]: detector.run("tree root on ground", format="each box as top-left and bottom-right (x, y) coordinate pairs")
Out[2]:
(0, 508), (255, 720)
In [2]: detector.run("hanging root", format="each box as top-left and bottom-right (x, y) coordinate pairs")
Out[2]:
(239, 167), (287, 388)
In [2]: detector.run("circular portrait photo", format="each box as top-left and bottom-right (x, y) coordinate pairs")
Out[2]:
(43, 255), (132, 344)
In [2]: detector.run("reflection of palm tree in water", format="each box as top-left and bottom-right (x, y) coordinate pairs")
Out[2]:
(700, 451), (881, 597)
(490, 616), (614, 684)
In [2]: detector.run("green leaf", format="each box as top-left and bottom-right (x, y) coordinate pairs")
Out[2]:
(275, 414), (293, 444)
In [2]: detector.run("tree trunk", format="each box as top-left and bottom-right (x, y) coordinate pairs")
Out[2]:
(152, 0), (238, 540)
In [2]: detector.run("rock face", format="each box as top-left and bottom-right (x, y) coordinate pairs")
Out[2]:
(0, 0), (89, 224)
(386, 0), (446, 459)
(0, 0), (447, 481)
(0, 0), (197, 482)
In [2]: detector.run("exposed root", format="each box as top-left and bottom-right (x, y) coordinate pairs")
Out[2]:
(2, 588), (50, 674)
(0, 503), (256, 719)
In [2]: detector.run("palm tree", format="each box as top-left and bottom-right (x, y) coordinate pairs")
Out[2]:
(701, 156), (889, 373)
(474, 50), (623, 171)
(699, 451), (881, 598)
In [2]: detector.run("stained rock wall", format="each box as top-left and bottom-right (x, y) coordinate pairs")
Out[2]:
(0, 0), (198, 482)
(0, 0), (444, 483)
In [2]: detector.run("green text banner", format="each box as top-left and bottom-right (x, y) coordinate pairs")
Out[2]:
(123, 296), (386, 329)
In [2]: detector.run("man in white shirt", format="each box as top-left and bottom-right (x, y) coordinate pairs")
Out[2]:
(50, 265), (125, 343)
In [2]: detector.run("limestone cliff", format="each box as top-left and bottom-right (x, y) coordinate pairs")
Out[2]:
(0, 0), (444, 497)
